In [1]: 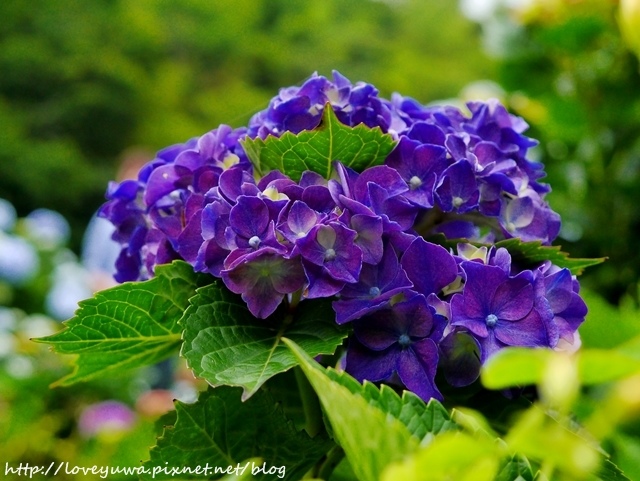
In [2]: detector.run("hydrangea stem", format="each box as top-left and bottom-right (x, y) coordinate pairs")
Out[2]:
(413, 207), (502, 239)
(294, 365), (323, 438)
(315, 446), (345, 480)
(288, 289), (303, 311)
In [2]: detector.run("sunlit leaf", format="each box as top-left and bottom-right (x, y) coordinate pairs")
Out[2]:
(481, 348), (553, 390)
(481, 347), (640, 390)
(284, 338), (418, 481)
(381, 431), (500, 481)
(142, 387), (332, 480)
(242, 104), (396, 181)
(33, 261), (208, 386)
(181, 282), (348, 400)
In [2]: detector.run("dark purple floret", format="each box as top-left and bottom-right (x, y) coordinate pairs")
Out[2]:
(345, 294), (445, 402)
(450, 260), (556, 362)
(227, 195), (283, 253)
(385, 138), (448, 209)
(540, 264), (587, 345)
(248, 71), (393, 139)
(499, 195), (561, 244)
(221, 248), (305, 319)
(296, 222), (363, 298)
(333, 245), (412, 324)
(354, 165), (419, 232)
(278, 200), (322, 244)
(401, 237), (459, 298)
(435, 160), (480, 213)
(338, 211), (384, 265)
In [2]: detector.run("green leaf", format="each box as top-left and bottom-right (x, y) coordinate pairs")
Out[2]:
(142, 386), (333, 480)
(494, 455), (535, 481)
(261, 370), (308, 431)
(506, 406), (605, 479)
(426, 235), (604, 276)
(32, 261), (208, 386)
(597, 459), (632, 481)
(381, 431), (500, 481)
(181, 282), (349, 400)
(284, 338), (418, 481)
(492, 238), (605, 276)
(323, 368), (458, 443)
(481, 348), (553, 390)
(481, 346), (640, 390)
(578, 289), (640, 349)
(577, 349), (640, 385)
(241, 104), (396, 181)
(609, 433), (640, 481)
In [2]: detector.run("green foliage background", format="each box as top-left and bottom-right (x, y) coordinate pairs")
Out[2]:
(0, 0), (490, 251)
(3, 0), (640, 479)
(481, 1), (640, 303)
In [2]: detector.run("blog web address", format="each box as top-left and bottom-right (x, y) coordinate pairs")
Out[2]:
(5, 460), (286, 479)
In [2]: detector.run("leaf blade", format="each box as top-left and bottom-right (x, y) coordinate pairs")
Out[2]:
(241, 104), (396, 181)
(181, 282), (348, 400)
(142, 387), (333, 480)
(284, 338), (418, 481)
(427, 234), (605, 276)
(33, 261), (207, 386)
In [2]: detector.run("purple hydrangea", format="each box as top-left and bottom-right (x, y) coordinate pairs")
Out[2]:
(99, 125), (249, 282)
(450, 259), (557, 363)
(248, 71), (394, 138)
(97, 71), (589, 402)
(345, 294), (446, 402)
(385, 97), (561, 245)
(78, 400), (136, 438)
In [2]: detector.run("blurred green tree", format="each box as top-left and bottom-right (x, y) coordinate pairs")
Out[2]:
(0, 0), (491, 250)
(468, 0), (640, 303)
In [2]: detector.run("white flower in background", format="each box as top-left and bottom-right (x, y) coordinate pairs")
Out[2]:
(0, 233), (39, 285)
(0, 198), (17, 232)
(24, 208), (70, 250)
(45, 260), (93, 321)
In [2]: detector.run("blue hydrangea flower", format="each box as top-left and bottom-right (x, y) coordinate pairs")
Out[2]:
(333, 245), (412, 324)
(450, 260), (557, 362)
(0, 233), (40, 285)
(296, 222), (362, 298)
(94, 71), (590, 403)
(0, 198), (17, 232)
(24, 208), (71, 249)
(221, 248), (305, 319)
(248, 71), (393, 139)
(345, 294), (445, 402)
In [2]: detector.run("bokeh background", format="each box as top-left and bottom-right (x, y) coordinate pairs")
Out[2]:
(1, 0), (640, 479)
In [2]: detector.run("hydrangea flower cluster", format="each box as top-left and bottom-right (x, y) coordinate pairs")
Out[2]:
(99, 71), (586, 402)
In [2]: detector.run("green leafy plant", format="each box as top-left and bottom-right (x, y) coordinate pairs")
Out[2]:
(34, 72), (636, 481)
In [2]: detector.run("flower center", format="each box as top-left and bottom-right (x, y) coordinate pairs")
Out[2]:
(485, 314), (498, 328)
(248, 236), (261, 249)
(324, 248), (337, 261)
(452, 196), (464, 208)
(398, 334), (411, 347)
(408, 176), (422, 190)
(369, 286), (381, 297)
